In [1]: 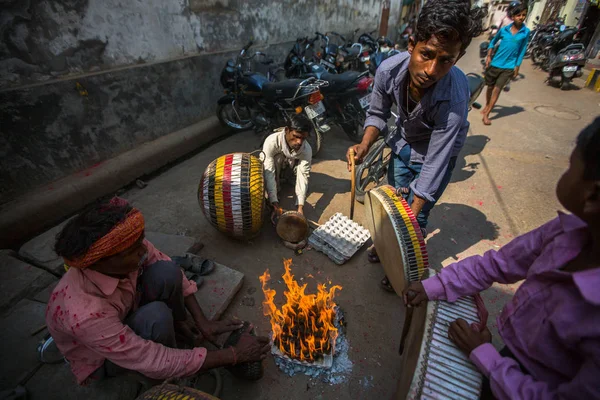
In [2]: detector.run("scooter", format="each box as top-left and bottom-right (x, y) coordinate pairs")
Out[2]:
(546, 27), (587, 89)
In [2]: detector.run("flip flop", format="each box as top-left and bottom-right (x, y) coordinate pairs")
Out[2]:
(380, 276), (395, 293)
(173, 254), (215, 276)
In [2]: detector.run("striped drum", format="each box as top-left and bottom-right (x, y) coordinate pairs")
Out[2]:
(198, 153), (265, 240)
(397, 270), (485, 400)
(364, 185), (429, 294)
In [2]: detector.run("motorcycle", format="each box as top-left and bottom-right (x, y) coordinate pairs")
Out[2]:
(369, 37), (401, 75)
(315, 32), (339, 74)
(546, 27), (587, 89)
(328, 30), (368, 73)
(217, 41), (329, 155)
(282, 40), (375, 143)
(353, 72), (485, 203)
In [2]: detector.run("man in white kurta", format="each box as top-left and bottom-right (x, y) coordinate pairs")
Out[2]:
(262, 116), (313, 221)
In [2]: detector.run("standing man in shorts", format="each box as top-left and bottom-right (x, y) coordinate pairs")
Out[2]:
(482, 1), (529, 126)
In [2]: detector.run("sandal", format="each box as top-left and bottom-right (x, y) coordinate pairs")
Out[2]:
(380, 276), (395, 293)
(367, 245), (380, 263)
(173, 253), (215, 276)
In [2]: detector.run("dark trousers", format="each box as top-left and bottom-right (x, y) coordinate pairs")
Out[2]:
(387, 144), (457, 228)
(92, 261), (186, 379)
(480, 346), (528, 400)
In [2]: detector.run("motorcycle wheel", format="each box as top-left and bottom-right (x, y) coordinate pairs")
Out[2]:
(307, 128), (322, 157)
(216, 103), (253, 131)
(354, 138), (390, 204)
(531, 48), (542, 64)
(341, 105), (367, 143)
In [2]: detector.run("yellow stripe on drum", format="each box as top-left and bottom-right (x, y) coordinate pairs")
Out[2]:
(380, 186), (426, 277)
(214, 156), (226, 232)
(249, 155), (264, 234)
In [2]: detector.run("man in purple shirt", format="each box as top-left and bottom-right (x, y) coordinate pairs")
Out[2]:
(346, 0), (485, 291)
(405, 117), (600, 399)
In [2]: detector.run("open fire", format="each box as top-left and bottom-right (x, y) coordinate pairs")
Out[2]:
(259, 259), (342, 363)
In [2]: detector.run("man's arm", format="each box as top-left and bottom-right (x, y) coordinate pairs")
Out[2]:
(347, 66), (393, 168)
(295, 151), (311, 207)
(470, 341), (600, 400)
(410, 100), (466, 206)
(75, 313), (207, 379)
(262, 134), (279, 205)
(486, 29), (503, 68)
(421, 219), (551, 302)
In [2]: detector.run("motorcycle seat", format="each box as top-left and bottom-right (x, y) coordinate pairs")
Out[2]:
(262, 79), (305, 101)
(319, 71), (363, 93)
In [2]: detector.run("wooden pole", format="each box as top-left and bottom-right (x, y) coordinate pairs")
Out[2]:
(379, 0), (391, 37)
(349, 149), (356, 220)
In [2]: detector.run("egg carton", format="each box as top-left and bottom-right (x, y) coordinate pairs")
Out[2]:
(308, 213), (371, 264)
(308, 235), (347, 265)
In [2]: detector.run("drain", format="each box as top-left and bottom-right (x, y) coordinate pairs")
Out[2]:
(534, 105), (581, 120)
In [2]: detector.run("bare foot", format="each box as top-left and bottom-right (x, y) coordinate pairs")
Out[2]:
(480, 107), (489, 115)
(482, 115), (492, 125)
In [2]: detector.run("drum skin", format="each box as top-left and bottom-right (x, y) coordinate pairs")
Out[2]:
(198, 153), (265, 240)
(364, 185), (429, 295)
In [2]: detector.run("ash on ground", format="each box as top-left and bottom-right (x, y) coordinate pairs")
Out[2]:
(273, 308), (353, 385)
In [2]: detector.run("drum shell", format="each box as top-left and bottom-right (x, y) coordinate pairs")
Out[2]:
(198, 153), (265, 240)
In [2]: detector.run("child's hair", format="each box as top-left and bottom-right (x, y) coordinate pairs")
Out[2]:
(577, 116), (600, 180)
(508, 1), (528, 18)
(55, 201), (132, 259)
(415, 0), (486, 52)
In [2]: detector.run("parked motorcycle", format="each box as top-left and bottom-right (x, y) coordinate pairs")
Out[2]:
(281, 39), (375, 143)
(353, 72), (485, 203)
(545, 27), (587, 89)
(217, 41), (329, 155)
(369, 37), (401, 75)
(315, 32), (339, 74)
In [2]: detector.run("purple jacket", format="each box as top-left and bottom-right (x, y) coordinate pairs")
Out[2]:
(423, 213), (600, 399)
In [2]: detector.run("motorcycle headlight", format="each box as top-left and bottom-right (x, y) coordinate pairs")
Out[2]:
(560, 54), (569, 62)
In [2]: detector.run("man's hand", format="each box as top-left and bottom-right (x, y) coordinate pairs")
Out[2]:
(403, 282), (429, 307)
(201, 318), (244, 344)
(448, 318), (492, 355)
(297, 205), (304, 215)
(270, 202), (283, 225)
(346, 143), (369, 171)
(234, 327), (271, 363)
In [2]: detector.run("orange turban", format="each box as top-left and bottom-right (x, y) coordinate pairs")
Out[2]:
(64, 209), (145, 269)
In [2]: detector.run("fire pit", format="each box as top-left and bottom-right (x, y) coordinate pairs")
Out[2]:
(260, 260), (351, 380)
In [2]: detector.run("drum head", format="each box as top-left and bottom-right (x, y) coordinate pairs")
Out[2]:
(364, 185), (429, 296)
(396, 303), (429, 399)
(276, 211), (309, 243)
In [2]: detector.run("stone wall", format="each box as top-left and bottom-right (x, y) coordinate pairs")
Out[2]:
(0, 0), (400, 205)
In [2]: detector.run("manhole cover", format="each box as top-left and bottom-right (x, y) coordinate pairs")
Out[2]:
(534, 105), (580, 120)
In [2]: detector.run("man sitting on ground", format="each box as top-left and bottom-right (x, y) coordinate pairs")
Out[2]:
(263, 114), (313, 222)
(46, 197), (269, 385)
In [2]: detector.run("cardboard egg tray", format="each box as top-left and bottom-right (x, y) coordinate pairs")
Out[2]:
(308, 213), (370, 265)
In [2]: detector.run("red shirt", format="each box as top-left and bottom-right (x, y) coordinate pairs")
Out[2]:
(46, 240), (206, 384)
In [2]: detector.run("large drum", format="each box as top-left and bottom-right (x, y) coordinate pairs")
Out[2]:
(198, 153), (265, 240)
(397, 272), (485, 400)
(364, 185), (429, 294)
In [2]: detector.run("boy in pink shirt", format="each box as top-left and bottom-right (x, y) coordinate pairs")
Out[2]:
(405, 117), (600, 399)
(47, 198), (269, 384)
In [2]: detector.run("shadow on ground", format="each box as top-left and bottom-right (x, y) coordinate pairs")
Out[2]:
(488, 105), (525, 121)
(426, 202), (500, 268)
(451, 134), (491, 183)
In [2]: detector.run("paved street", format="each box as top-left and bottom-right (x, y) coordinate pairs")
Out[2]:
(119, 38), (599, 399)
(7, 36), (599, 399)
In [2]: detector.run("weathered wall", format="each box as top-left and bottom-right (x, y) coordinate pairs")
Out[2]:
(0, 0), (388, 205)
(1, 0), (384, 88)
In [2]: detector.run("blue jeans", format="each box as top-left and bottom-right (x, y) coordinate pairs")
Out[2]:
(387, 144), (457, 229)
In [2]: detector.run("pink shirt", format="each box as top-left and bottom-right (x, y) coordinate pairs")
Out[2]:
(46, 240), (206, 384)
(423, 213), (600, 399)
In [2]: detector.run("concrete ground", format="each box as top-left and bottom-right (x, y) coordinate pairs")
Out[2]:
(5, 37), (599, 399)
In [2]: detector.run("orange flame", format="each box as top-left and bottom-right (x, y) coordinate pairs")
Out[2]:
(259, 259), (342, 362)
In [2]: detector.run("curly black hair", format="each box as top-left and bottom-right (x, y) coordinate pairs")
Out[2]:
(415, 0), (486, 51)
(55, 201), (133, 259)
(577, 116), (600, 180)
(508, 1), (528, 18)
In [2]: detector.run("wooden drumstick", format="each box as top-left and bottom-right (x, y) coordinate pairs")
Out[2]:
(349, 148), (356, 220)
